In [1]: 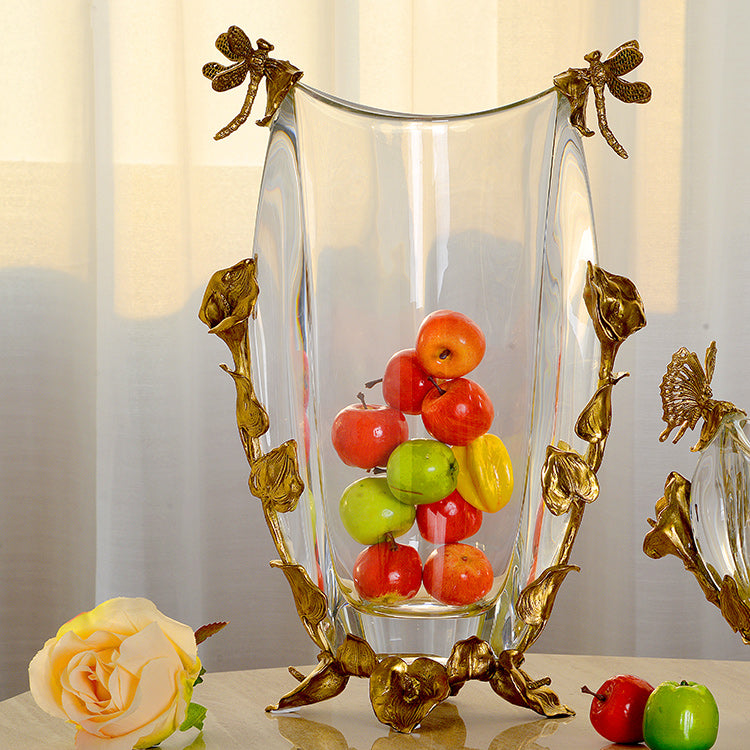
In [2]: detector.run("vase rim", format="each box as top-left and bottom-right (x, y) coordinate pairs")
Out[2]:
(294, 82), (558, 122)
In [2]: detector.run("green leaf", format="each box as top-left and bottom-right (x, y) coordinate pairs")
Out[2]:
(194, 667), (207, 686)
(179, 702), (208, 733)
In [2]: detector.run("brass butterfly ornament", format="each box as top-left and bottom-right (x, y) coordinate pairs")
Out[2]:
(646, 341), (750, 644)
(658, 341), (743, 451)
(554, 40), (652, 158)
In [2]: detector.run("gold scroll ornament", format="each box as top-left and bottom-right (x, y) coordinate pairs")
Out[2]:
(200, 30), (648, 733)
(645, 342), (750, 643)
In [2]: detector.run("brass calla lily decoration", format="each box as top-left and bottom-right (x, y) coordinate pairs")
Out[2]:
(584, 261), (646, 347)
(446, 636), (496, 694)
(490, 650), (573, 717)
(199, 257), (259, 333)
(369, 657), (451, 733)
(541, 444), (599, 516)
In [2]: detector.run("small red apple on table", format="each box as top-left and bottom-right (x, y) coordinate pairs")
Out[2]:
(353, 534), (422, 603)
(423, 542), (493, 605)
(331, 392), (408, 470)
(581, 674), (654, 744)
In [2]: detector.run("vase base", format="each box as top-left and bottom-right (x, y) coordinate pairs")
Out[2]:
(335, 602), (491, 661)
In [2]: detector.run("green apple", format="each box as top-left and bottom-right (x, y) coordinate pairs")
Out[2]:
(386, 438), (459, 505)
(642, 680), (719, 750)
(339, 477), (416, 545)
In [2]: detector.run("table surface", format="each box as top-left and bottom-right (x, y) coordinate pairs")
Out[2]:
(2, 652), (747, 749)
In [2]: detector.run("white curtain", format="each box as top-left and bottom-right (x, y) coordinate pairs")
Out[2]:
(2, 0), (749, 700)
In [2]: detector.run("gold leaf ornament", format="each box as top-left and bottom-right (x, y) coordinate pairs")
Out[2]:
(446, 636), (496, 694)
(369, 657), (451, 733)
(643, 472), (698, 564)
(490, 650), (574, 718)
(575, 372), (629, 445)
(583, 262), (646, 345)
(541, 444), (599, 516)
(249, 440), (304, 512)
(219, 365), (269, 440)
(268, 655), (349, 712)
(335, 635), (378, 678)
(718, 576), (750, 644)
(516, 565), (580, 628)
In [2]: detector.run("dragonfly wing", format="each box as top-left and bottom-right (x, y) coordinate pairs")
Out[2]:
(226, 25), (255, 57)
(604, 41), (643, 77)
(607, 77), (652, 104)
(202, 62), (227, 81)
(209, 61), (249, 92)
(215, 26), (254, 61)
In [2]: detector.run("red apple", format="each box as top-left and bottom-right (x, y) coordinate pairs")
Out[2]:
(382, 349), (434, 415)
(423, 542), (493, 605)
(416, 490), (483, 544)
(421, 378), (494, 446)
(353, 536), (422, 603)
(415, 310), (486, 379)
(582, 674), (655, 744)
(331, 394), (408, 469)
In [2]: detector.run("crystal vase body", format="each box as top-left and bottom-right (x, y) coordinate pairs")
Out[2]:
(250, 84), (599, 659)
(691, 413), (750, 598)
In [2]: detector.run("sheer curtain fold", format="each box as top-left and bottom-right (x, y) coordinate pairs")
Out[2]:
(2, 0), (750, 701)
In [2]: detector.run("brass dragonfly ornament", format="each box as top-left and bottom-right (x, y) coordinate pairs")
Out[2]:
(554, 40), (651, 158)
(202, 26), (302, 139)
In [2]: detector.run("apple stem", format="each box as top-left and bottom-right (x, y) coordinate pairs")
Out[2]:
(581, 685), (605, 701)
(356, 391), (370, 409)
(384, 532), (398, 551)
(439, 348), (451, 360)
(428, 377), (446, 396)
(364, 378), (383, 389)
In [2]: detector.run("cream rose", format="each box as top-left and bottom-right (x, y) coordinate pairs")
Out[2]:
(29, 597), (201, 750)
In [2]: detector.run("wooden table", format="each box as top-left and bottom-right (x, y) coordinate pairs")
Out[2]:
(1, 653), (747, 748)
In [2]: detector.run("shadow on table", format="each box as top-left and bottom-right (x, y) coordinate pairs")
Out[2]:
(273, 701), (571, 749)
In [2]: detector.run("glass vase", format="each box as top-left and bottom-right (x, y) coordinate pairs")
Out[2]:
(201, 72), (646, 728)
(250, 82), (597, 656)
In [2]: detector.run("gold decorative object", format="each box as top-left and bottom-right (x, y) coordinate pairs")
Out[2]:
(646, 342), (750, 644)
(200, 258), (644, 730)
(554, 40), (652, 158)
(200, 34), (649, 732)
(202, 26), (302, 138)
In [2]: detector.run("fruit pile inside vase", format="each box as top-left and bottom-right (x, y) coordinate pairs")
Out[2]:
(331, 310), (514, 608)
